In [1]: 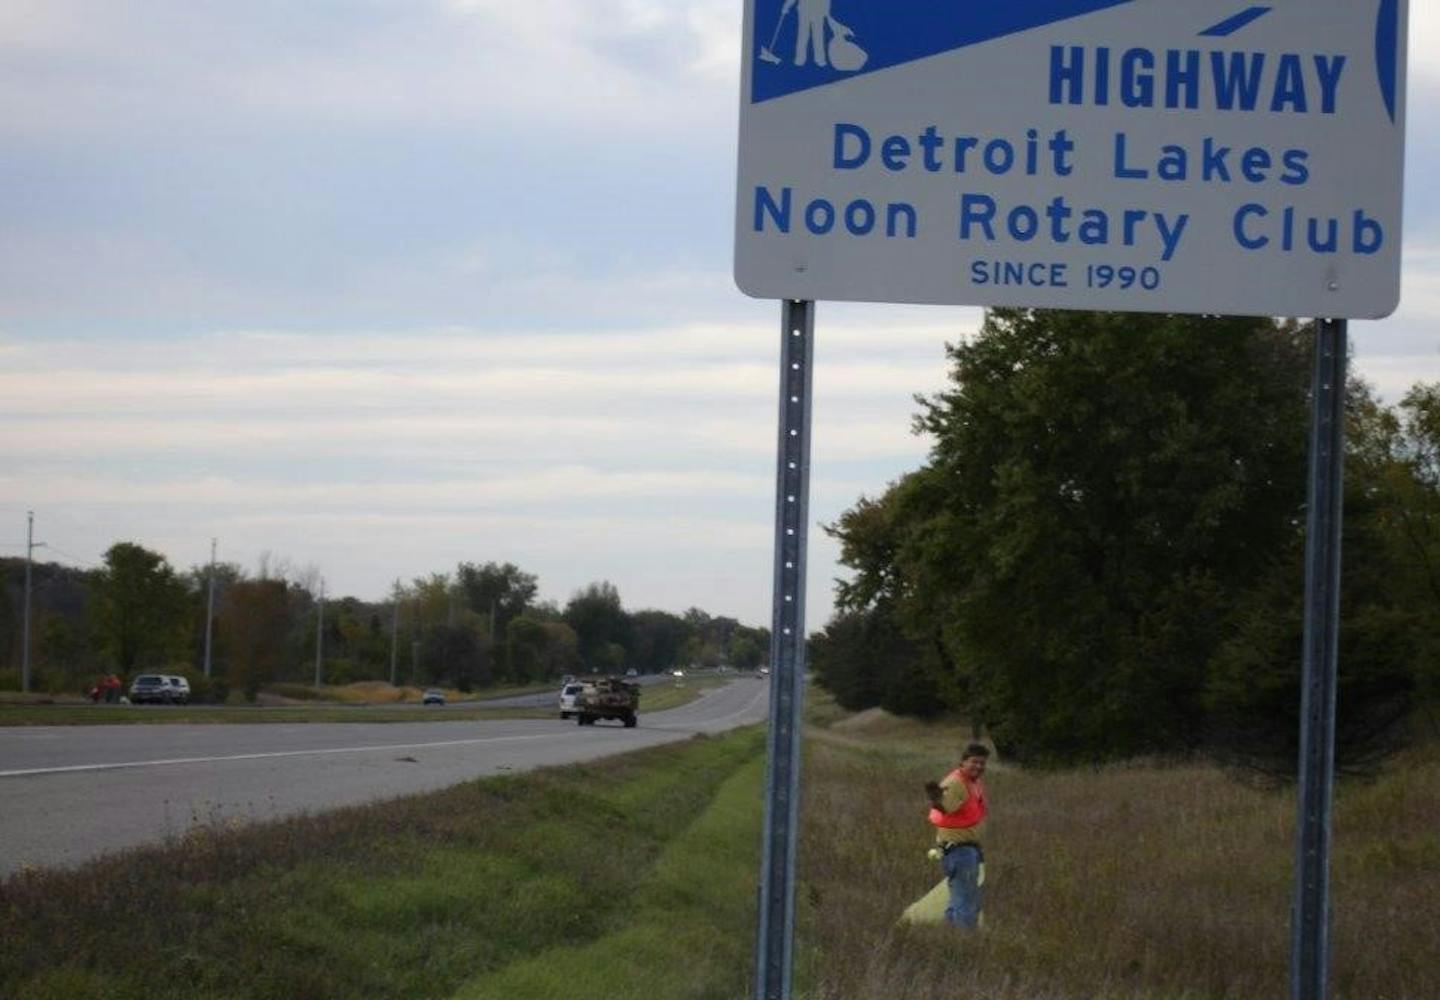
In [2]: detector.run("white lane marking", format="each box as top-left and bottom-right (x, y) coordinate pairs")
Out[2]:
(1, 682), (767, 777)
(653, 684), (767, 731)
(0, 734), (558, 779)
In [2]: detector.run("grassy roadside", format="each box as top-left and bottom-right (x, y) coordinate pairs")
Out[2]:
(795, 698), (1440, 999)
(0, 726), (766, 1000)
(0, 677), (727, 727)
(449, 752), (764, 999)
(14, 684), (1420, 998)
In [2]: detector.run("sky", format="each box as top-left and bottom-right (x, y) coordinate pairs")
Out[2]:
(2, 1), (1439, 629)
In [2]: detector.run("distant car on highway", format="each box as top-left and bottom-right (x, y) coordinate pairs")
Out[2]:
(421, 688), (446, 706)
(128, 674), (190, 705)
(624, 668), (638, 677)
(558, 682), (585, 720)
(670, 668), (685, 678)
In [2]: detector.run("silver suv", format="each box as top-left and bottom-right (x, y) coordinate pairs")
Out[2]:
(558, 683), (585, 720)
(128, 674), (191, 705)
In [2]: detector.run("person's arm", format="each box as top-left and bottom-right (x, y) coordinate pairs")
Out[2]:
(939, 775), (967, 814)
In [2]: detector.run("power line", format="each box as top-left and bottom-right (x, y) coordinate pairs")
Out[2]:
(38, 545), (96, 566)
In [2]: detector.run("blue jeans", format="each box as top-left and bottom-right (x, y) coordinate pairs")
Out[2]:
(941, 844), (982, 929)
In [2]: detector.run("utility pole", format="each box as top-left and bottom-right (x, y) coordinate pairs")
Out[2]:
(389, 580), (400, 687)
(203, 538), (217, 678)
(313, 578), (325, 688)
(410, 596), (421, 686)
(22, 511), (45, 695)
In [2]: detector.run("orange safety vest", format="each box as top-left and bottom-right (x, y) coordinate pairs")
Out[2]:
(927, 768), (986, 829)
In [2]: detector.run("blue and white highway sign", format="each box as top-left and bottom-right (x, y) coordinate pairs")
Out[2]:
(734, 1), (1408, 317)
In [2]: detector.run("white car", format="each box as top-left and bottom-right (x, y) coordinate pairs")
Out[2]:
(128, 674), (190, 705)
(558, 682), (585, 720)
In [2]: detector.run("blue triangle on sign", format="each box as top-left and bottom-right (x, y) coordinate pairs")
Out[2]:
(751, 0), (1138, 103)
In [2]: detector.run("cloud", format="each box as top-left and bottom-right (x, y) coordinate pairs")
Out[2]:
(0, 306), (952, 620)
(0, 317), (950, 487)
(0, 1), (740, 139)
(3, 1), (1436, 624)
(1410, 6), (1440, 83)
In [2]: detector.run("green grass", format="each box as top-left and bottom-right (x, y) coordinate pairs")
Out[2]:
(0, 727), (766, 1000)
(16, 684), (1414, 998)
(449, 753), (764, 999)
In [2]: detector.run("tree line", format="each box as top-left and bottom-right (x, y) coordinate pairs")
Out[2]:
(810, 310), (1440, 774)
(0, 553), (768, 701)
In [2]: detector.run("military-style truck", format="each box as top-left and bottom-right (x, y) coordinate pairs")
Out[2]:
(575, 676), (640, 728)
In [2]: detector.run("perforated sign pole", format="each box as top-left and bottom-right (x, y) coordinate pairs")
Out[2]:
(1291, 317), (1347, 1000)
(754, 299), (814, 1000)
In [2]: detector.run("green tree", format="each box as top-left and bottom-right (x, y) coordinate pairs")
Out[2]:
(1397, 384), (1440, 708)
(184, 560), (244, 676)
(824, 469), (966, 713)
(456, 562), (538, 640)
(420, 623), (490, 690)
(1205, 381), (1438, 773)
(221, 578), (292, 700)
(408, 573), (455, 630)
(332, 602), (391, 681)
(564, 582), (632, 671)
(92, 542), (191, 675)
(828, 310), (1316, 763)
(809, 611), (884, 711)
(630, 610), (692, 674)
(507, 614), (581, 682)
(728, 630), (767, 671)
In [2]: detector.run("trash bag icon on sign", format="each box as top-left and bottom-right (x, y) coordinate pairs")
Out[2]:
(759, 0), (868, 72)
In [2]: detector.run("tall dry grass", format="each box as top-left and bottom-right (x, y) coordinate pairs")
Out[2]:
(796, 708), (1440, 999)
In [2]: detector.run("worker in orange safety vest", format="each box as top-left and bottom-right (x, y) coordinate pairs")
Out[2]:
(924, 742), (990, 929)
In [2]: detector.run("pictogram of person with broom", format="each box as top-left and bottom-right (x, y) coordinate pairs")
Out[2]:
(758, 0), (867, 72)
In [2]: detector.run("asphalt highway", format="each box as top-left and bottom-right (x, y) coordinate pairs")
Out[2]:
(0, 678), (769, 876)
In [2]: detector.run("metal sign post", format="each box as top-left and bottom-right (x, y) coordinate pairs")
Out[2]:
(1291, 318), (1347, 1000)
(754, 299), (814, 1000)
